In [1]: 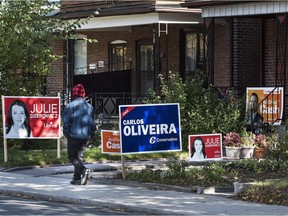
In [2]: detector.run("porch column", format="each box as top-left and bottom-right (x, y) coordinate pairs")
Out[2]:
(203, 18), (215, 86)
(276, 13), (287, 121)
(154, 24), (161, 94)
(65, 39), (75, 104)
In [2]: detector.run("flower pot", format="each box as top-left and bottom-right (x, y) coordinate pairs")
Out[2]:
(241, 147), (255, 159)
(225, 146), (241, 159)
(253, 148), (267, 159)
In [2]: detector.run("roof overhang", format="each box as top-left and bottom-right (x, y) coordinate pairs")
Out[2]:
(201, 1), (288, 18)
(77, 12), (202, 30)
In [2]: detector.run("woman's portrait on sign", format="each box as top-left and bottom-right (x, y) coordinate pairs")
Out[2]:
(5, 100), (32, 138)
(190, 137), (207, 161)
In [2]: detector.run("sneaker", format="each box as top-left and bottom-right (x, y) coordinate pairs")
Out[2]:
(70, 179), (81, 185)
(81, 168), (90, 185)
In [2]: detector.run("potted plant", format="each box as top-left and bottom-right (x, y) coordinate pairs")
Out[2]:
(240, 131), (255, 158)
(223, 132), (242, 159)
(253, 134), (268, 159)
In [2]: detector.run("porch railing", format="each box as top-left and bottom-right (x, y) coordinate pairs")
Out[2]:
(86, 92), (147, 124)
(74, 60), (132, 75)
(257, 87), (284, 132)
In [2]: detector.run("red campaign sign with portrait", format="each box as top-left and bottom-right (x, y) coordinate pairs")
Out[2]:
(2, 96), (60, 139)
(189, 134), (223, 161)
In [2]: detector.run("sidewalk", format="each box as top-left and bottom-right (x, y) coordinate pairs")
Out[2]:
(1, 163), (288, 215)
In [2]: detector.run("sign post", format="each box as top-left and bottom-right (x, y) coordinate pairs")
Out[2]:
(101, 130), (125, 178)
(3, 139), (7, 163)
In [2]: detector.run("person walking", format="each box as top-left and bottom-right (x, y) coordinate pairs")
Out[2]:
(62, 84), (96, 185)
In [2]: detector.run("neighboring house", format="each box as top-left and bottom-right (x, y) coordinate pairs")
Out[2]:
(183, 0), (288, 124)
(48, 0), (203, 118)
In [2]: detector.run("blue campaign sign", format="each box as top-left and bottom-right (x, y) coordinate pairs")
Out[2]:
(119, 103), (182, 154)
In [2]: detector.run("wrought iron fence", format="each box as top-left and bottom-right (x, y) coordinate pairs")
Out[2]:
(74, 60), (132, 75)
(87, 92), (148, 124)
(257, 87), (284, 131)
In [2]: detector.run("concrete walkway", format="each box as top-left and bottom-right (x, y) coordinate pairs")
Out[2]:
(0, 162), (288, 215)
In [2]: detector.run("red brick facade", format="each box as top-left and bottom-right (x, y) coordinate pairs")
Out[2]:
(48, 24), (193, 94)
(48, 17), (281, 94)
(48, 1), (288, 123)
(213, 18), (278, 90)
(264, 19), (276, 88)
(47, 39), (64, 95)
(214, 22), (230, 87)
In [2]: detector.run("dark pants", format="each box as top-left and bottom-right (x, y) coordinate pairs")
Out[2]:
(67, 137), (89, 180)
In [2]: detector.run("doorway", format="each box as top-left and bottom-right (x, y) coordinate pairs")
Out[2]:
(137, 39), (154, 95)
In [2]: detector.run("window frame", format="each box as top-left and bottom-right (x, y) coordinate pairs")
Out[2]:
(109, 40), (128, 71)
(180, 27), (205, 78)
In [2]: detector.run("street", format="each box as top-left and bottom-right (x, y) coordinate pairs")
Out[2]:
(0, 194), (141, 215)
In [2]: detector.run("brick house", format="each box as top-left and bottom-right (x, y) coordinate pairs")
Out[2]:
(49, 1), (288, 125)
(48, 0), (203, 118)
(183, 0), (288, 124)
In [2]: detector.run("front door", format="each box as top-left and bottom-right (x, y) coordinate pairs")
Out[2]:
(138, 40), (154, 95)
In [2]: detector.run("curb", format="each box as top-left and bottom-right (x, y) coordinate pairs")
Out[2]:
(91, 178), (234, 196)
(0, 189), (176, 215)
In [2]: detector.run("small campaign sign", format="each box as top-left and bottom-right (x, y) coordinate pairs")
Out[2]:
(101, 130), (121, 154)
(119, 103), (182, 154)
(189, 134), (223, 161)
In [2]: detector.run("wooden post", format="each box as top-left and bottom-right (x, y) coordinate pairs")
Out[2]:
(57, 92), (61, 159)
(121, 155), (125, 180)
(57, 138), (60, 158)
(2, 96), (7, 162)
(4, 138), (7, 162)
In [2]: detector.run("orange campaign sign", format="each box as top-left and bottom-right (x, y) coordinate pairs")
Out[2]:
(189, 133), (222, 161)
(246, 87), (284, 125)
(2, 96), (60, 139)
(101, 130), (121, 154)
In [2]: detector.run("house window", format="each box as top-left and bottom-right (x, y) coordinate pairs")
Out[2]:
(109, 40), (128, 71)
(185, 32), (204, 74)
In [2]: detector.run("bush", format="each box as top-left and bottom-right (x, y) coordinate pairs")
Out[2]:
(145, 71), (246, 150)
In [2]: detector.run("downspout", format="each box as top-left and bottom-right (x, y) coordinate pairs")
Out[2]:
(153, 24), (157, 94)
(154, 23), (161, 95)
(166, 23), (169, 80)
(283, 13), (287, 123)
(260, 19), (264, 87)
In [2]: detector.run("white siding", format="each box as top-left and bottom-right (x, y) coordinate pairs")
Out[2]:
(202, 2), (288, 18)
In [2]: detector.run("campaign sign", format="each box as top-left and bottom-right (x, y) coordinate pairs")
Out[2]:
(2, 96), (60, 139)
(101, 130), (121, 154)
(189, 134), (222, 161)
(246, 87), (284, 125)
(119, 103), (182, 154)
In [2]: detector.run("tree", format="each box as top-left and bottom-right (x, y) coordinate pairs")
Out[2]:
(0, 0), (88, 96)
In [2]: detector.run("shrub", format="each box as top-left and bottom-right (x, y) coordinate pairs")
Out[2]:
(145, 71), (245, 150)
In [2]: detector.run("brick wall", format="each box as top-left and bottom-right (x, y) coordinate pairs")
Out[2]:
(50, 24), (186, 95)
(233, 18), (262, 88)
(47, 39), (64, 95)
(264, 19), (276, 87)
(214, 21), (230, 87)
(214, 18), (262, 88)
